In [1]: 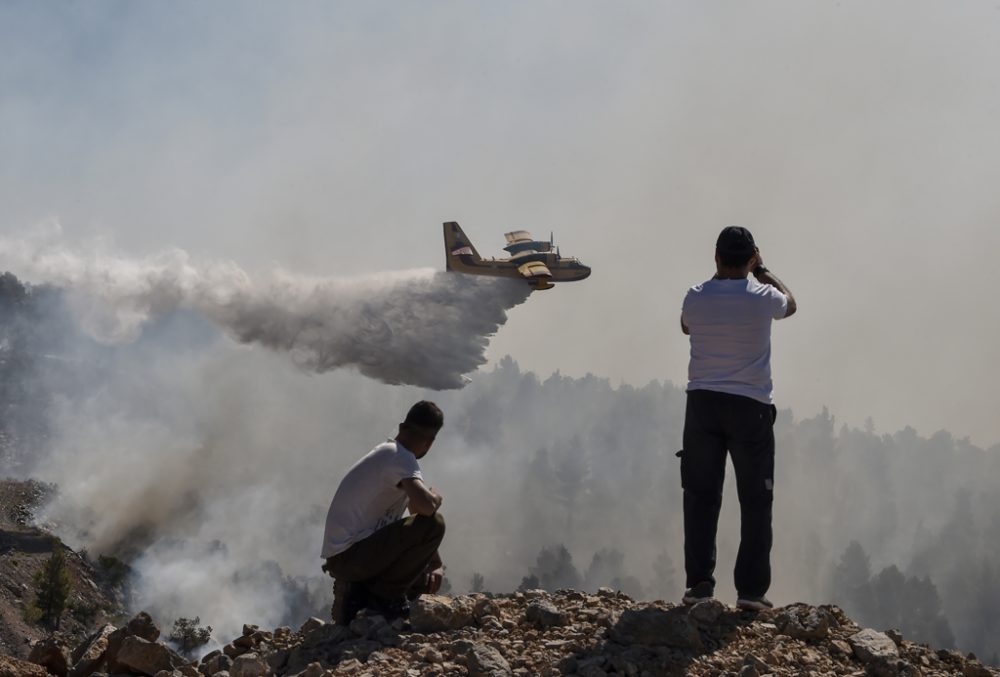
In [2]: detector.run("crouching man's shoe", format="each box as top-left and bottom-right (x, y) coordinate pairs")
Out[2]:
(736, 595), (774, 611)
(331, 579), (370, 625)
(682, 581), (715, 605)
(366, 592), (410, 623)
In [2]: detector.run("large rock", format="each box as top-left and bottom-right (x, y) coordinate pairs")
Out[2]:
(230, 653), (268, 677)
(115, 635), (186, 676)
(299, 617), (325, 634)
(125, 611), (162, 642)
(609, 606), (703, 650)
(525, 599), (566, 629)
(850, 629), (900, 664)
(452, 641), (512, 677)
(28, 637), (71, 677)
(776, 604), (836, 641)
(0, 654), (49, 677)
(69, 623), (116, 677)
(202, 652), (233, 675)
(688, 599), (726, 626)
(106, 611), (163, 672)
(410, 595), (475, 633)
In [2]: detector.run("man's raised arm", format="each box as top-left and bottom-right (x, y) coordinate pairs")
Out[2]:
(752, 252), (797, 318)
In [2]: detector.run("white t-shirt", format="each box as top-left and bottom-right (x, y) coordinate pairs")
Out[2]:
(321, 440), (424, 559)
(681, 277), (788, 404)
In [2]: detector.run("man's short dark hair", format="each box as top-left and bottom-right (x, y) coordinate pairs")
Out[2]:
(403, 401), (444, 432)
(716, 226), (756, 268)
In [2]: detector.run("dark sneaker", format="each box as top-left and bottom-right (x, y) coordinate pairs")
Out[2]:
(368, 594), (411, 622)
(682, 581), (715, 605)
(736, 595), (774, 611)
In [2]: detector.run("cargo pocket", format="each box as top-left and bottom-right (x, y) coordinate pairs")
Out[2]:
(676, 449), (687, 489)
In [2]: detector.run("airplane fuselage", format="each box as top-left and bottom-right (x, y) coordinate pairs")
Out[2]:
(450, 253), (591, 282)
(443, 221), (591, 290)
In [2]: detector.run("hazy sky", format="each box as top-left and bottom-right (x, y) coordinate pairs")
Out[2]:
(2, 1), (999, 446)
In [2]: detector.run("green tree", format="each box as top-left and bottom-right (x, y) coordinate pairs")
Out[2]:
(832, 541), (874, 625)
(170, 617), (213, 655)
(33, 544), (72, 629)
(528, 544), (582, 591)
(470, 572), (485, 593)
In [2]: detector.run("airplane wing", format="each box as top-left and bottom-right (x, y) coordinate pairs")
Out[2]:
(517, 260), (552, 281)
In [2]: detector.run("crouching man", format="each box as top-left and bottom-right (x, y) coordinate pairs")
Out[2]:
(321, 401), (446, 624)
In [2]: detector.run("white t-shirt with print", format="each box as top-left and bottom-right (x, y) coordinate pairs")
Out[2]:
(681, 277), (788, 404)
(321, 440), (424, 559)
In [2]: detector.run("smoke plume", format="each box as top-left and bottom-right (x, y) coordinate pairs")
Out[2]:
(0, 227), (531, 389)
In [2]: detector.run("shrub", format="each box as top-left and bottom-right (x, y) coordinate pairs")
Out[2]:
(97, 554), (129, 588)
(170, 617), (212, 655)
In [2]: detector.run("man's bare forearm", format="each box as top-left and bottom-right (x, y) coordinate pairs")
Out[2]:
(754, 266), (797, 317)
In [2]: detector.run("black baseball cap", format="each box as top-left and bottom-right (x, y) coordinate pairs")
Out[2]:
(716, 226), (756, 255)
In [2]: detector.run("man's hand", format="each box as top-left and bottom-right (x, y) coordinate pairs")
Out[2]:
(750, 249), (797, 318)
(425, 550), (445, 593)
(427, 566), (445, 594)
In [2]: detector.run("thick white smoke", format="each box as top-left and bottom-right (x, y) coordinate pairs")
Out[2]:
(0, 227), (531, 389)
(0, 225), (534, 643)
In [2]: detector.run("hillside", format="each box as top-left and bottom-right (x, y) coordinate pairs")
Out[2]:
(5, 588), (1000, 677)
(0, 479), (127, 660)
(0, 476), (996, 676)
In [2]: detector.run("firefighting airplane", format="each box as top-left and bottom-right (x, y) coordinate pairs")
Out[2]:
(444, 222), (591, 291)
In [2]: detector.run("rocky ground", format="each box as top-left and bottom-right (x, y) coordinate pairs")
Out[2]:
(0, 479), (127, 660)
(3, 480), (998, 677)
(7, 588), (1000, 677)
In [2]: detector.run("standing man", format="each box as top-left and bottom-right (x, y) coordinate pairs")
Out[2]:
(679, 226), (796, 611)
(321, 400), (446, 624)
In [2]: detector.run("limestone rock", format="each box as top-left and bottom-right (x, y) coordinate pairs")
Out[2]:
(409, 594), (475, 633)
(287, 663), (327, 677)
(609, 606), (703, 650)
(963, 663), (993, 677)
(298, 617), (325, 634)
(126, 611), (162, 642)
(850, 628), (900, 664)
(69, 623), (116, 677)
(202, 652), (232, 675)
(689, 599), (726, 626)
(525, 599), (565, 629)
(105, 611), (164, 672)
(0, 654), (49, 677)
(115, 635), (187, 676)
(775, 603), (835, 641)
(28, 637), (71, 677)
(230, 653), (267, 677)
(453, 641), (512, 677)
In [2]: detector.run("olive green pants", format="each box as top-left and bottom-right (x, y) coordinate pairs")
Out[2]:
(324, 512), (445, 601)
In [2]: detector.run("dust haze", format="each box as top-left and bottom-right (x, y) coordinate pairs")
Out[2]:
(2, 0), (999, 664)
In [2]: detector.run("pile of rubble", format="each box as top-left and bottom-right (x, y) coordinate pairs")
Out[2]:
(8, 589), (1000, 677)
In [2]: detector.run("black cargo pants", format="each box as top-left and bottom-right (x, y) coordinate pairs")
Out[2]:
(680, 389), (776, 597)
(324, 512), (445, 602)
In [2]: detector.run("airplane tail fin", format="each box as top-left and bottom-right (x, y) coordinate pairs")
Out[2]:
(443, 222), (483, 270)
